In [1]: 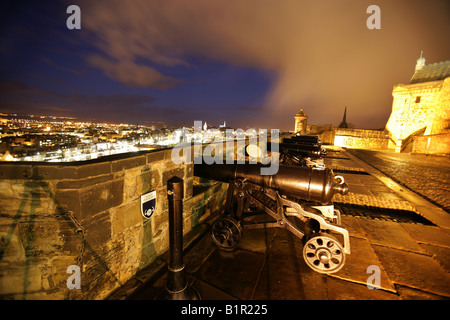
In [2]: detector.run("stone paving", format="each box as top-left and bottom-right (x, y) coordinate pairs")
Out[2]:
(347, 149), (450, 213)
(108, 147), (450, 300)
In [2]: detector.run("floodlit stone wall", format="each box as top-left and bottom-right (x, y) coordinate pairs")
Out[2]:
(0, 148), (228, 299)
(333, 129), (390, 150)
(412, 133), (450, 155)
(386, 77), (450, 152)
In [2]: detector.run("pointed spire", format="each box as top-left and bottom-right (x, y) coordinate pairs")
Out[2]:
(339, 106), (349, 128)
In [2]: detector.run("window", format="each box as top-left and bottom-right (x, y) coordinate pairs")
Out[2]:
(415, 96), (421, 103)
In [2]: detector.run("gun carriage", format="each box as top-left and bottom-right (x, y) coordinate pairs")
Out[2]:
(194, 157), (351, 274)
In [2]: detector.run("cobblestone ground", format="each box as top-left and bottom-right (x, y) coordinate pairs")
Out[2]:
(348, 149), (450, 213)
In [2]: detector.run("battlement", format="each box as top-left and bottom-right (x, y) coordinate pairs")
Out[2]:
(0, 148), (228, 299)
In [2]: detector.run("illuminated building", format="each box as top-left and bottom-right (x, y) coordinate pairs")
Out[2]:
(386, 53), (450, 153)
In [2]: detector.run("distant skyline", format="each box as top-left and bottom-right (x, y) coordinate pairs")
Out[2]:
(1, 0), (449, 131)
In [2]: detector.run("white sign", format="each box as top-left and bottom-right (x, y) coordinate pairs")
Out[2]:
(141, 190), (157, 219)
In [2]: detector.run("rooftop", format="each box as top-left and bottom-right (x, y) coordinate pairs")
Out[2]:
(410, 60), (450, 84)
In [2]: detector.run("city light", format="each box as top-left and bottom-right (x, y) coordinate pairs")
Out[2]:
(0, 114), (238, 162)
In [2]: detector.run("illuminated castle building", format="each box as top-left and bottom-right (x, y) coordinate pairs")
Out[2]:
(386, 53), (450, 153)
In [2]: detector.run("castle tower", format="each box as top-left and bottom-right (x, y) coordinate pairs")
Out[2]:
(294, 109), (308, 134)
(386, 53), (450, 153)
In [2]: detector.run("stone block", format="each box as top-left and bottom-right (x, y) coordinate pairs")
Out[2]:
(358, 219), (424, 253)
(82, 266), (118, 299)
(118, 232), (143, 283)
(111, 155), (146, 172)
(48, 255), (79, 290)
(185, 163), (193, 178)
(331, 237), (396, 292)
(340, 215), (367, 238)
(0, 180), (19, 199)
(152, 221), (169, 255)
(0, 261), (43, 295)
(32, 165), (78, 180)
(123, 166), (145, 180)
(82, 211), (112, 250)
(56, 174), (114, 190)
(138, 167), (161, 195)
(0, 164), (33, 179)
(17, 217), (67, 257)
(161, 166), (185, 186)
(110, 200), (142, 236)
(419, 243), (450, 273)
(77, 162), (112, 179)
(372, 244), (450, 297)
(326, 277), (399, 300)
(184, 178), (193, 200)
(54, 189), (82, 219)
(123, 176), (138, 202)
(400, 223), (450, 247)
(139, 241), (158, 270)
(201, 249), (267, 300)
(58, 220), (84, 256)
(0, 224), (26, 263)
(150, 209), (169, 240)
(79, 180), (124, 217)
(146, 150), (165, 163)
(396, 285), (449, 300)
(252, 229), (328, 300)
(163, 148), (174, 162)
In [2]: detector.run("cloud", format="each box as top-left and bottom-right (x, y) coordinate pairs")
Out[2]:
(0, 80), (159, 121)
(87, 55), (183, 89)
(77, 0), (450, 128)
(41, 57), (84, 76)
(0, 80), (31, 94)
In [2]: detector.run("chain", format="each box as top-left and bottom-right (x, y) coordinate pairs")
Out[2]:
(67, 211), (85, 268)
(54, 210), (85, 299)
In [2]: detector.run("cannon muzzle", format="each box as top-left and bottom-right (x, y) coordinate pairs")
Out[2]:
(194, 163), (348, 204)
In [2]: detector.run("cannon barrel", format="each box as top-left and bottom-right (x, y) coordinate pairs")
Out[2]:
(245, 142), (323, 159)
(283, 138), (320, 145)
(278, 142), (322, 153)
(194, 163), (348, 204)
(267, 142), (327, 158)
(286, 135), (320, 144)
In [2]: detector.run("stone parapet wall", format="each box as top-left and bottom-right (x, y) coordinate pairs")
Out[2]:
(333, 129), (390, 150)
(412, 133), (450, 155)
(334, 128), (389, 139)
(0, 148), (228, 299)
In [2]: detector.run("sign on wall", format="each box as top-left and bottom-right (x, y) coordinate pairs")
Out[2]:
(141, 190), (157, 219)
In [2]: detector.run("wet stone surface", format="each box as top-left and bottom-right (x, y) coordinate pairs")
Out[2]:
(348, 149), (450, 213)
(110, 148), (450, 301)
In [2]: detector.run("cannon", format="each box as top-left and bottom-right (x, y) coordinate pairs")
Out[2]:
(194, 163), (351, 274)
(246, 135), (327, 168)
(286, 134), (319, 143)
(281, 135), (327, 168)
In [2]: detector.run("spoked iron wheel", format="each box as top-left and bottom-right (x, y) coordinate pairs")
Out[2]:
(303, 233), (345, 274)
(210, 217), (243, 251)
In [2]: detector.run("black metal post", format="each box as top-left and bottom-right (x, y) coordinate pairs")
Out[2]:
(156, 176), (200, 300)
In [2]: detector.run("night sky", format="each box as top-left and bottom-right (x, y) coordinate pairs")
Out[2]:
(1, 0), (449, 131)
